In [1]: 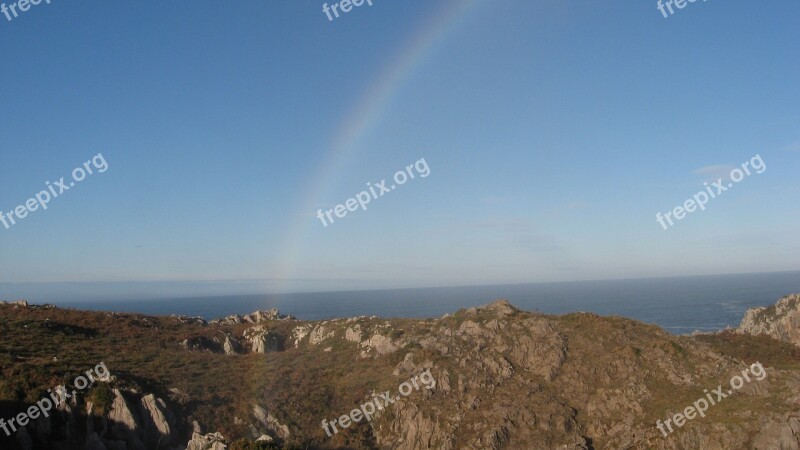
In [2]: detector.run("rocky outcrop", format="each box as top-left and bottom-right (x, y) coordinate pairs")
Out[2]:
(5, 299), (29, 306)
(171, 315), (208, 325)
(210, 308), (295, 325)
(222, 335), (241, 355)
(108, 389), (145, 449)
(291, 324), (312, 348)
(244, 326), (283, 354)
(308, 323), (335, 345)
(250, 309), (296, 323)
(360, 333), (399, 356)
(185, 431), (227, 450)
(345, 325), (363, 342)
(179, 309), (294, 356)
(2, 384), (186, 450)
(139, 394), (175, 448)
(377, 402), (451, 450)
(251, 405), (290, 441)
(737, 294), (800, 346)
(180, 336), (222, 353)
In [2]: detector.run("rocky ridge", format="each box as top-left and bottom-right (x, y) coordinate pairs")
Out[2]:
(2, 295), (800, 449)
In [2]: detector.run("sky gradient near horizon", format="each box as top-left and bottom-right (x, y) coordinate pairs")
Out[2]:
(1, 0), (799, 298)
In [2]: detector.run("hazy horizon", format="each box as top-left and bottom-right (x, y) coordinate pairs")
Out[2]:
(2, 270), (798, 304)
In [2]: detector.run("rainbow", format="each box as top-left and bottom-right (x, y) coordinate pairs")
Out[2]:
(272, 0), (489, 294)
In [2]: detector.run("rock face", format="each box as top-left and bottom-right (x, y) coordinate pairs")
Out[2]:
(738, 294), (800, 346)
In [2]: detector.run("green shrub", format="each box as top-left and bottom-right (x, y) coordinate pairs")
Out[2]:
(87, 383), (113, 415)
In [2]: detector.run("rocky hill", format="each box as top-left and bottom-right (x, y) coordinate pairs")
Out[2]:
(1, 295), (800, 449)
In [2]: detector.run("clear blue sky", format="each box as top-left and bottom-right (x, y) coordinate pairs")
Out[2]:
(1, 0), (798, 298)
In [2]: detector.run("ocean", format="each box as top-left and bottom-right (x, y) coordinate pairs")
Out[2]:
(30, 271), (800, 335)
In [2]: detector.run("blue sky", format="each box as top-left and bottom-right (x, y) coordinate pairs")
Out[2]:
(1, 0), (798, 298)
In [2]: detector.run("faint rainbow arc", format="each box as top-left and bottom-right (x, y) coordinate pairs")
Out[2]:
(272, 0), (488, 294)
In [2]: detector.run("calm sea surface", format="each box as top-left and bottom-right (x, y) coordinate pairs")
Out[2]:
(11, 272), (800, 335)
